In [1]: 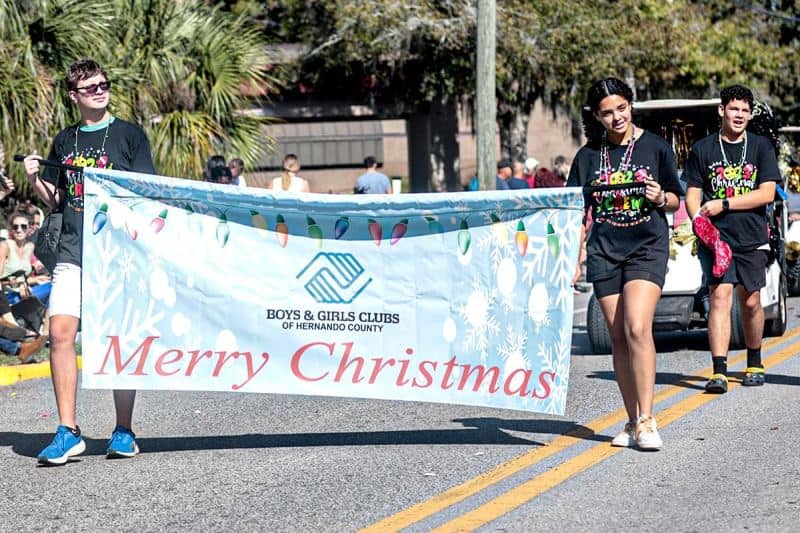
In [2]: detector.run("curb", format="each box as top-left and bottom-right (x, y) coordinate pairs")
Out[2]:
(0, 356), (82, 387)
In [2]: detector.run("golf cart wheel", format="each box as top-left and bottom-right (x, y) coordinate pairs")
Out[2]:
(587, 293), (612, 354)
(765, 275), (788, 337)
(788, 262), (800, 296)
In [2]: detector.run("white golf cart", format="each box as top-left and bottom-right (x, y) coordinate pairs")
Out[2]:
(586, 99), (789, 354)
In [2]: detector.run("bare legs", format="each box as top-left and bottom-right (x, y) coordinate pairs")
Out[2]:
(708, 283), (763, 357)
(49, 314), (136, 430)
(597, 279), (662, 422)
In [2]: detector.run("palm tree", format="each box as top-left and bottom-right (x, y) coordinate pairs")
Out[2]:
(0, 0), (112, 192)
(0, 0), (278, 192)
(107, 0), (279, 179)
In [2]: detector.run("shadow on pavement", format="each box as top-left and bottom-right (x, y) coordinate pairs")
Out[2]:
(585, 370), (708, 391)
(2, 426), (552, 459)
(571, 328), (710, 356)
(453, 417), (611, 444)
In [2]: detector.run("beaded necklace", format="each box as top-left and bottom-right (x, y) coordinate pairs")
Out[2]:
(718, 130), (747, 168)
(599, 128), (637, 181)
(74, 118), (111, 161)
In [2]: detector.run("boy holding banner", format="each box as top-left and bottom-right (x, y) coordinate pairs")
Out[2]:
(23, 58), (156, 465)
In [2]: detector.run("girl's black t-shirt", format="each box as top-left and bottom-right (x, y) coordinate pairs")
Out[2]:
(567, 130), (682, 281)
(683, 132), (781, 252)
(42, 117), (156, 267)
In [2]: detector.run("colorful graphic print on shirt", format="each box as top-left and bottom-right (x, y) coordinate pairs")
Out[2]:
(707, 161), (757, 200)
(62, 148), (112, 212)
(590, 166), (653, 227)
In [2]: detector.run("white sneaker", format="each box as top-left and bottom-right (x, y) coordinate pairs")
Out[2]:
(635, 415), (663, 450)
(611, 421), (636, 447)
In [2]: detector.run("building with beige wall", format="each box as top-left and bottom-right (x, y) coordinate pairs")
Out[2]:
(249, 101), (582, 193)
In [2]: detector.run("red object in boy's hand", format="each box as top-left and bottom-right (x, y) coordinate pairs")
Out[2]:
(692, 215), (732, 277)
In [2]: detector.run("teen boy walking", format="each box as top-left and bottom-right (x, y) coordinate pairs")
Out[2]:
(684, 85), (782, 393)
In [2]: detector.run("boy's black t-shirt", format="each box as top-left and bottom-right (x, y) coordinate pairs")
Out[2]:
(567, 130), (682, 281)
(683, 132), (781, 252)
(42, 117), (155, 267)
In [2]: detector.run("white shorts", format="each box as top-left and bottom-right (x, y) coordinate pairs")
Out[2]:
(48, 263), (82, 318)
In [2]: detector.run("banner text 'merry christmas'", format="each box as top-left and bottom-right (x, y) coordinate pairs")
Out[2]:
(95, 336), (557, 398)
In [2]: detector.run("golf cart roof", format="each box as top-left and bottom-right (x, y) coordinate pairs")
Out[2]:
(634, 98), (720, 110)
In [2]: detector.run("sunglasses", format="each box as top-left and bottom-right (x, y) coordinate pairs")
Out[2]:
(75, 80), (112, 95)
(12, 224), (28, 230)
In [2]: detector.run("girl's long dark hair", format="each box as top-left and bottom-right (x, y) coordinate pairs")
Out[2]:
(581, 77), (634, 148)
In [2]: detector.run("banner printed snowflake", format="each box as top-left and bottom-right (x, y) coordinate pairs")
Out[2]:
(457, 278), (500, 360)
(497, 325), (529, 370)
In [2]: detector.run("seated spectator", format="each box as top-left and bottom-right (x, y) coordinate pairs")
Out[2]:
(0, 212), (51, 305)
(0, 291), (45, 362)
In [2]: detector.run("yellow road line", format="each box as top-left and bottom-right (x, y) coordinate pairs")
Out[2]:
(360, 330), (797, 532)
(432, 339), (800, 532)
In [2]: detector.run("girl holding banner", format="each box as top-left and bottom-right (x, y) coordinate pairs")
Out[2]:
(567, 78), (682, 450)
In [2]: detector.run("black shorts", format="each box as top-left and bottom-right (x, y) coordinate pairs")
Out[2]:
(588, 251), (667, 298)
(698, 246), (768, 293)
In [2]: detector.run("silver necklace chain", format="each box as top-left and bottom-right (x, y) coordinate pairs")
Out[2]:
(600, 129), (637, 178)
(74, 118), (111, 160)
(718, 130), (747, 168)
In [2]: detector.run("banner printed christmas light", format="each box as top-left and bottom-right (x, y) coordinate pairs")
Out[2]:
(515, 220), (528, 256)
(92, 203), (108, 234)
(334, 216), (350, 239)
(250, 211), (268, 231)
(490, 213), (508, 244)
(275, 214), (288, 247)
(306, 216), (323, 249)
(546, 214), (559, 257)
(424, 215), (444, 241)
(457, 218), (471, 255)
(390, 219), (408, 245)
(216, 212), (230, 248)
(368, 218), (382, 246)
(150, 209), (168, 234)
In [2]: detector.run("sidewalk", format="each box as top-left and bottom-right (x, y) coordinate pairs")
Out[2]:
(0, 357), (82, 387)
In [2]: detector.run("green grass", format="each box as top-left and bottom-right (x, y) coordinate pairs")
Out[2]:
(0, 345), (49, 366)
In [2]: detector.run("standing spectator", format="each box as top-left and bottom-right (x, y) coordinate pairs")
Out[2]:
(203, 155), (232, 184)
(534, 167), (566, 188)
(683, 85), (781, 393)
(509, 161), (530, 189)
(496, 159), (512, 190)
(23, 58), (157, 465)
(271, 154), (310, 192)
(567, 77), (682, 450)
(524, 157), (539, 188)
(354, 155), (391, 194)
(553, 155), (571, 183)
(228, 157), (247, 188)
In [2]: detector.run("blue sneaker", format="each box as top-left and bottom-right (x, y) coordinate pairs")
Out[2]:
(107, 425), (139, 458)
(37, 425), (86, 465)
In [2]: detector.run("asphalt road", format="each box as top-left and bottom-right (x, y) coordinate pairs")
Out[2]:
(1, 291), (798, 532)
